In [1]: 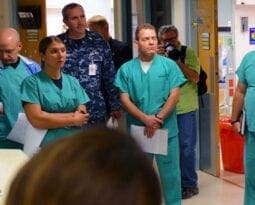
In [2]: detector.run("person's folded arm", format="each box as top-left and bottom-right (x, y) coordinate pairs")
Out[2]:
(176, 60), (199, 83)
(23, 103), (89, 129)
(120, 92), (162, 138)
(76, 104), (87, 114)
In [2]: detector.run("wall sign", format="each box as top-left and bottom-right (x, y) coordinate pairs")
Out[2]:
(249, 27), (255, 44)
(201, 32), (210, 50)
(241, 17), (248, 32)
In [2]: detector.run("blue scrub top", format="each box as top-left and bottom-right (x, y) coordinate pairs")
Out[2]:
(236, 50), (255, 132)
(21, 70), (90, 146)
(114, 54), (187, 138)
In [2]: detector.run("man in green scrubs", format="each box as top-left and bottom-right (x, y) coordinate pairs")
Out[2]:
(0, 27), (40, 149)
(114, 23), (186, 205)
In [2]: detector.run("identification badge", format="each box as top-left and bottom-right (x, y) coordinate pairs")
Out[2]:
(89, 63), (97, 76)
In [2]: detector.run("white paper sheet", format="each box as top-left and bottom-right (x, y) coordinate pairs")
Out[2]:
(6, 113), (47, 157)
(106, 116), (118, 129)
(6, 113), (29, 144)
(130, 125), (168, 155)
(23, 123), (47, 157)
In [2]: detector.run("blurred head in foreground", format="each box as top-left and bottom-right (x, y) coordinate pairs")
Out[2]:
(6, 128), (162, 205)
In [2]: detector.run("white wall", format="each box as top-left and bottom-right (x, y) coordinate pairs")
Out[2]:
(234, 4), (255, 68)
(0, 0), (13, 27)
(171, 0), (186, 44)
(236, 0), (255, 4)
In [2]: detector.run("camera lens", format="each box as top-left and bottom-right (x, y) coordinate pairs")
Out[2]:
(165, 44), (174, 52)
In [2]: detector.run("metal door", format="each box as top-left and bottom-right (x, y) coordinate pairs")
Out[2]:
(196, 0), (220, 176)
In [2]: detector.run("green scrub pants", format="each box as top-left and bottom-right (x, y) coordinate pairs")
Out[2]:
(148, 136), (181, 205)
(244, 131), (255, 205)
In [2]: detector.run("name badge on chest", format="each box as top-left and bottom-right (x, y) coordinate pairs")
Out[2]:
(89, 63), (97, 76)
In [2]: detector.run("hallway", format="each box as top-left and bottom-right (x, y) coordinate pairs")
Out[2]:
(182, 171), (244, 205)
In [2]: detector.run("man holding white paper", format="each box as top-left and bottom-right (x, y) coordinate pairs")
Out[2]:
(114, 23), (186, 205)
(0, 27), (40, 149)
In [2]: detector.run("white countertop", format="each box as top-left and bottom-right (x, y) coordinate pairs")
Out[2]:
(0, 149), (28, 205)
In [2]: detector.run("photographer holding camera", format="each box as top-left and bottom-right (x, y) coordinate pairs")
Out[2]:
(158, 25), (200, 200)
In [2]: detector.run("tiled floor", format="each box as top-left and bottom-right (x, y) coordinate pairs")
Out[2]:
(182, 170), (244, 205)
(0, 149), (29, 205)
(221, 170), (244, 188)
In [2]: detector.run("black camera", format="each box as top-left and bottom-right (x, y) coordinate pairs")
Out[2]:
(165, 44), (180, 61)
(165, 44), (174, 52)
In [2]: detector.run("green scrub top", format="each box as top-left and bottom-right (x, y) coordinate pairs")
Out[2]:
(236, 50), (255, 132)
(0, 61), (33, 139)
(114, 55), (187, 138)
(21, 70), (90, 146)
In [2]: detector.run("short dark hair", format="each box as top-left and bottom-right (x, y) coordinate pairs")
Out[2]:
(135, 23), (156, 40)
(158, 24), (179, 39)
(39, 36), (64, 54)
(62, 3), (84, 21)
(6, 128), (162, 205)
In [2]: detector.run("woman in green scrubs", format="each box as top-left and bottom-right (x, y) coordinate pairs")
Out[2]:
(21, 36), (90, 146)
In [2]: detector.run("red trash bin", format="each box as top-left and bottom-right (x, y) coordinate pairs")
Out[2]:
(219, 117), (244, 174)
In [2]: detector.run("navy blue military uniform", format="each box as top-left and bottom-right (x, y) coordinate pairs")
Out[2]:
(58, 30), (120, 125)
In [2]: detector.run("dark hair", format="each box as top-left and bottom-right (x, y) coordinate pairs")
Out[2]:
(158, 24), (179, 39)
(6, 128), (162, 205)
(62, 3), (84, 21)
(135, 23), (156, 40)
(39, 36), (64, 54)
